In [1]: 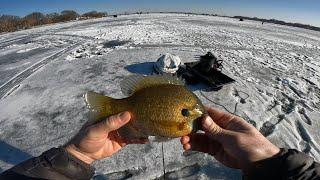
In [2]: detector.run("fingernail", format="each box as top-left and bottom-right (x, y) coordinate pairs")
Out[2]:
(203, 116), (213, 130)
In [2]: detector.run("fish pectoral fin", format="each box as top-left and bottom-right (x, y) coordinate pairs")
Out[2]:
(85, 91), (113, 121)
(117, 124), (148, 140)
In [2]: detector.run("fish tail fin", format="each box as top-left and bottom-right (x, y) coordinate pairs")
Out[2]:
(85, 91), (113, 121)
(85, 91), (148, 140)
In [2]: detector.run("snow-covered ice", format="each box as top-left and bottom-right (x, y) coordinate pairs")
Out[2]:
(0, 13), (319, 179)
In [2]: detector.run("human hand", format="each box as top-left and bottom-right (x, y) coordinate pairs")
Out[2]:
(180, 107), (280, 170)
(64, 112), (148, 164)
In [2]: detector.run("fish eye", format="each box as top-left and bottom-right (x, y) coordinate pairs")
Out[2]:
(181, 109), (190, 117)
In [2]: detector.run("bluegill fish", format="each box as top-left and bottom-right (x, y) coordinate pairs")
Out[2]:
(85, 75), (205, 138)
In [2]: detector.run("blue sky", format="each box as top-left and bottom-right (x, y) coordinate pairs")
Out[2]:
(0, 0), (319, 26)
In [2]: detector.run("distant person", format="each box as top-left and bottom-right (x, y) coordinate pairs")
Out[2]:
(1, 107), (319, 179)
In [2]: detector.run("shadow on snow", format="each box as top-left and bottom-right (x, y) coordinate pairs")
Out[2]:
(0, 140), (33, 172)
(124, 61), (155, 75)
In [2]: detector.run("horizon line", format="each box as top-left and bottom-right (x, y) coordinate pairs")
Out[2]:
(1, 10), (319, 29)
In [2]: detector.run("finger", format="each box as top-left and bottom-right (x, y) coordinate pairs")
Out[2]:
(180, 136), (190, 145)
(206, 107), (254, 132)
(105, 112), (131, 132)
(183, 143), (191, 150)
(202, 116), (223, 135)
(202, 115), (233, 143)
(205, 106), (236, 129)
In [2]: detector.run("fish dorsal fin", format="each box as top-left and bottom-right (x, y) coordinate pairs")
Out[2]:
(120, 75), (185, 96)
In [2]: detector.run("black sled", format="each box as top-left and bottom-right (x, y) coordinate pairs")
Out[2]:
(179, 52), (235, 90)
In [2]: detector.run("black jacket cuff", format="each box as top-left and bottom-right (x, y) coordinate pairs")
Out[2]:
(42, 147), (95, 179)
(243, 148), (320, 180)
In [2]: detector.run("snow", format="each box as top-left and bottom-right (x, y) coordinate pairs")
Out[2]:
(0, 13), (320, 179)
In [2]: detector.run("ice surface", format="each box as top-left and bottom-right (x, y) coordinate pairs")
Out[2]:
(0, 13), (320, 179)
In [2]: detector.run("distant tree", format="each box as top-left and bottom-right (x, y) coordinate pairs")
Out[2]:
(0, 15), (21, 32)
(24, 12), (45, 21)
(24, 12), (46, 26)
(82, 11), (107, 18)
(0, 9), (109, 33)
(0, 15), (20, 21)
(46, 13), (60, 23)
(60, 10), (79, 21)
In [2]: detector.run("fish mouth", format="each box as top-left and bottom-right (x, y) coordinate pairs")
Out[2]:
(190, 102), (206, 133)
(191, 116), (204, 133)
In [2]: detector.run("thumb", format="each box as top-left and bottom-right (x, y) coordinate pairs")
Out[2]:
(91, 112), (131, 134)
(202, 116), (227, 142)
(105, 112), (131, 132)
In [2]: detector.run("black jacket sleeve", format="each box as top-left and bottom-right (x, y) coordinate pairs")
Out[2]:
(1, 148), (319, 180)
(244, 148), (320, 180)
(0, 147), (95, 180)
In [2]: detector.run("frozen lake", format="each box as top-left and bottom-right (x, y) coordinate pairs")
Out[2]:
(0, 13), (319, 179)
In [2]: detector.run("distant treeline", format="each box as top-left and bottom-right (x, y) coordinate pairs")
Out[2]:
(0, 10), (107, 33)
(146, 12), (320, 32)
(1, 10), (319, 33)
(233, 16), (320, 32)
(150, 12), (320, 32)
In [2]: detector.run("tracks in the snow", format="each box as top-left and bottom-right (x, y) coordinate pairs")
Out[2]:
(0, 35), (30, 49)
(0, 28), (107, 100)
(0, 43), (81, 99)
